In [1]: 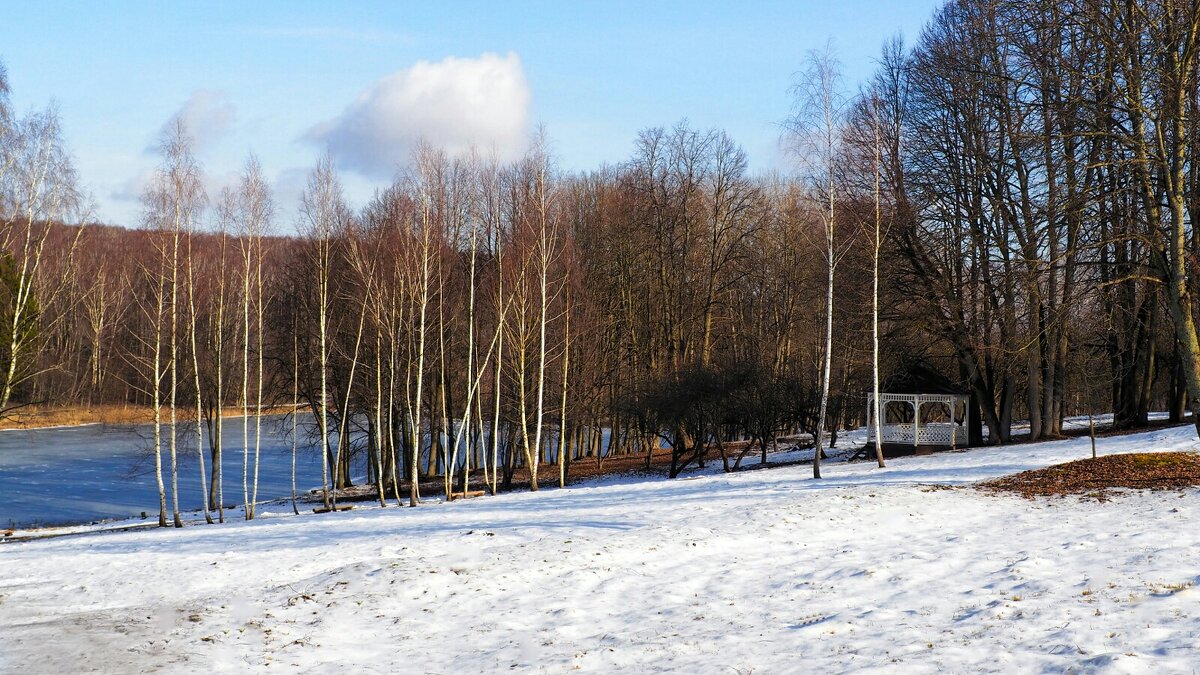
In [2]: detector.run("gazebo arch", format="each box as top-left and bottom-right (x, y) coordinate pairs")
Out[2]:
(867, 364), (969, 455)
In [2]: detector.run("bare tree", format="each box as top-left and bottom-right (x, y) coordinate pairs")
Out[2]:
(0, 106), (84, 417)
(525, 135), (561, 492)
(142, 118), (204, 527)
(209, 190), (236, 522)
(789, 43), (848, 479)
(861, 89), (889, 469)
(290, 330), (300, 515)
(298, 154), (347, 510)
(558, 279), (572, 488)
(406, 148), (439, 505)
(235, 156), (273, 519)
(186, 181), (213, 525)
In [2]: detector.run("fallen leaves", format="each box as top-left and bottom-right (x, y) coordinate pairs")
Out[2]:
(979, 452), (1200, 499)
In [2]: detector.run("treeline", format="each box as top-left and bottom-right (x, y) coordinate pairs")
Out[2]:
(875, 0), (1200, 442)
(2, 0), (1199, 526)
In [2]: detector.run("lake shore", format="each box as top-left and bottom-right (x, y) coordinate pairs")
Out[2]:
(0, 404), (300, 431)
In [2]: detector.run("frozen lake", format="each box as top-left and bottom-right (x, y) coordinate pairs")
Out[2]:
(0, 415), (325, 528)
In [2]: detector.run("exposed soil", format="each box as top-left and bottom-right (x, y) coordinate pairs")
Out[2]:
(979, 452), (1200, 500)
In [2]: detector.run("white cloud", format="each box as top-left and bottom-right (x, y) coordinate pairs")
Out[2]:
(110, 168), (154, 205)
(305, 52), (531, 176)
(150, 89), (236, 155)
(271, 165), (313, 225)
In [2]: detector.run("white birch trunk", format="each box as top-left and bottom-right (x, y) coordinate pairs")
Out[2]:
(871, 102), (886, 469)
(558, 282), (571, 489)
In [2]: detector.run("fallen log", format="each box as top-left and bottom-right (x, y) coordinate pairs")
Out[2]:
(448, 490), (487, 502)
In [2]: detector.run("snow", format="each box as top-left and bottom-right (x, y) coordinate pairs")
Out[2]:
(2, 422), (1199, 672)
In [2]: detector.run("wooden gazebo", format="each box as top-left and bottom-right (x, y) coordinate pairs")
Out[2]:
(866, 364), (969, 455)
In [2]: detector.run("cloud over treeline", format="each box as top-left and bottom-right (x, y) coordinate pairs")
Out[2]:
(149, 89), (236, 154)
(305, 52), (531, 176)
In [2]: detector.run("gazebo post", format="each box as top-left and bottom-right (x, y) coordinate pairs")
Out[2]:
(912, 396), (921, 448)
(950, 395), (957, 452)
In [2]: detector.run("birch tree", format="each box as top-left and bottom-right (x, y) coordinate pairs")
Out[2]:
(851, 88), (890, 469)
(298, 155), (346, 510)
(789, 44), (848, 479)
(0, 106), (84, 417)
(526, 136), (560, 492)
(185, 183), (213, 525)
(142, 119), (204, 526)
(208, 190), (236, 521)
(406, 149), (439, 505)
(235, 156), (273, 519)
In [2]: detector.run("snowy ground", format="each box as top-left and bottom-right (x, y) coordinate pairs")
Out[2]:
(2, 423), (1199, 673)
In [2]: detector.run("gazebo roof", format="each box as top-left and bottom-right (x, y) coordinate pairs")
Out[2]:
(881, 363), (969, 396)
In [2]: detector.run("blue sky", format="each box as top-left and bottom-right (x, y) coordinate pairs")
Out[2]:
(0, 1), (941, 228)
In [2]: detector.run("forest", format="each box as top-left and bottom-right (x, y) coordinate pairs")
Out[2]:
(1, 0), (1198, 528)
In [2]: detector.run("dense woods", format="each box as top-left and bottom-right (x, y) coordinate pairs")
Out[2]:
(2, 0), (1199, 525)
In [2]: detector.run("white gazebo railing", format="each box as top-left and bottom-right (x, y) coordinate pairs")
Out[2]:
(866, 393), (969, 449)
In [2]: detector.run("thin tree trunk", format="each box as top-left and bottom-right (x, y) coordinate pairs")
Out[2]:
(813, 185), (834, 480)
(241, 231), (251, 517)
(251, 246), (264, 517)
(871, 97), (886, 468)
(153, 272), (167, 527)
(187, 229), (212, 525)
(291, 330), (300, 515)
(373, 330), (387, 507)
(558, 283), (571, 488)
(169, 223), (182, 527)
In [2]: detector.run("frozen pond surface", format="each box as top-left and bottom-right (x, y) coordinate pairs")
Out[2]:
(0, 414), (626, 528)
(0, 416), (324, 528)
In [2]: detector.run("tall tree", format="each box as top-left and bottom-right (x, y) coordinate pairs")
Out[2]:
(235, 156), (272, 519)
(790, 43), (848, 479)
(298, 154), (346, 510)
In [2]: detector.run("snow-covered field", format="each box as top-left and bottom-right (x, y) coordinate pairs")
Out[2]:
(3, 424), (1199, 673)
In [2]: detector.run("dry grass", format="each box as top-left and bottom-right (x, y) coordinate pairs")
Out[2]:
(0, 404), (299, 430)
(979, 452), (1200, 500)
